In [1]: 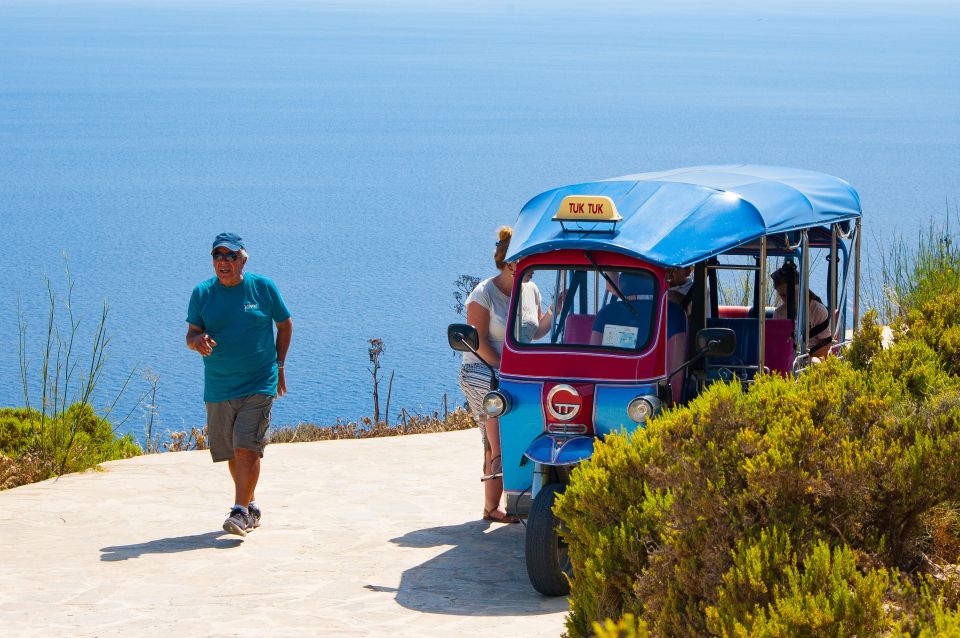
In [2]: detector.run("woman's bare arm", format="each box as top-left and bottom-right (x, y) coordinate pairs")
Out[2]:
(466, 302), (501, 368)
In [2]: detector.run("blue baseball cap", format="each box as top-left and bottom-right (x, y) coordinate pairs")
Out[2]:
(211, 232), (244, 252)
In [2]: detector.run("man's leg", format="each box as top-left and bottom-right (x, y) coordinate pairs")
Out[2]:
(207, 399), (253, 536)
(207, 399), (242, 493)
(232, 448), (260, 507)
(230, 393), (272, 529)
(226, 459), (255, 504)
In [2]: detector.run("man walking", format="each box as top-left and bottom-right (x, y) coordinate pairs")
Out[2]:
(186, 232), (293, 536)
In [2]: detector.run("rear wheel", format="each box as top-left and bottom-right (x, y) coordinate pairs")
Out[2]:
(525, 483), (571, 596)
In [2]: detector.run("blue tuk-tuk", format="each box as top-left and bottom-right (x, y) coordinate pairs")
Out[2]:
(448, 165), (863, 595)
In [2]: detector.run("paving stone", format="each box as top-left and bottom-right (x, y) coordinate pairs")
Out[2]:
(0, 430), (568, 637)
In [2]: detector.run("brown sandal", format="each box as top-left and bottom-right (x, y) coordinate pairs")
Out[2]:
(483, 508), (520, 524)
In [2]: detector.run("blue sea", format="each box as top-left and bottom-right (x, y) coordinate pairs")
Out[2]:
(1, 0), (958, 439)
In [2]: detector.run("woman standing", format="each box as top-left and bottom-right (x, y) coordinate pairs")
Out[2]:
(459, 226), (551, 523)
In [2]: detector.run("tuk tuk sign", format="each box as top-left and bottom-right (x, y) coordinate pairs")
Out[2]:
(553, 195), (622, 223)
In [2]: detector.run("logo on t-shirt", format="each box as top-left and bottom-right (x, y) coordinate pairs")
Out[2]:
(244, 303), (260, 311)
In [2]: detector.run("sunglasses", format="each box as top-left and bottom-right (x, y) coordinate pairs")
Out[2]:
(211, 251), (239, 262)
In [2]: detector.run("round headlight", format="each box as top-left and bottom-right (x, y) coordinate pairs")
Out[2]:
(627, 396), (661, 423)
(483, 391), (509, 417)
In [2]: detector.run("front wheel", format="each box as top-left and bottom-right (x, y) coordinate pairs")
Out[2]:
(525, 482), (571, 596)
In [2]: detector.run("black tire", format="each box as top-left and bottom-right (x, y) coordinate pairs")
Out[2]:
(525, 483), (571, 596)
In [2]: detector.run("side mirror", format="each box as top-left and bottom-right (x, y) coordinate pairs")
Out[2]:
(696, 327), (736, 357)
(448, 323), (480, 353)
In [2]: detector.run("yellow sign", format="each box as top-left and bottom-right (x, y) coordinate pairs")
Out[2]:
(553, 195), (621, 222)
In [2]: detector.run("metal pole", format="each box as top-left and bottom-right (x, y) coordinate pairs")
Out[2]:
(703, 263), (708, 315)
(759, 237), (767, 373)
(853, 219), (861, 332)
(705, 263), (760, 272)
(594, 270), (599, 312)
(552, 269), (562, 339)
(800, 230), (810, 354)
(829, 224), (838, 342)
(694, 261), (707, 336)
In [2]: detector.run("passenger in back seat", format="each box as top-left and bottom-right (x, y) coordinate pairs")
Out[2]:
(771, 265), (832, 359)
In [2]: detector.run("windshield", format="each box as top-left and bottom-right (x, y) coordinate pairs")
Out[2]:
(511, 265), (659, 352)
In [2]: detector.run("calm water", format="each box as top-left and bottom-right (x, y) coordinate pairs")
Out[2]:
(1, 0), (958, 439)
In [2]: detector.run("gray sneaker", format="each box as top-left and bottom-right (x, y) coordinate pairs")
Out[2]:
(222, 507), (250, 536)
(247, 503), (262, 530)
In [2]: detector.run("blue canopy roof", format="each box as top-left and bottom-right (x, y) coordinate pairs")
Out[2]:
(506, 165), (862, 267)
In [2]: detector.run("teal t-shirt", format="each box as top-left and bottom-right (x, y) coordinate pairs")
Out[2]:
(186, 273), (292, 403)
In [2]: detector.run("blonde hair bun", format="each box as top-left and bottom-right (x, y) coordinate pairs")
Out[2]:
(494, 226), (513, 268)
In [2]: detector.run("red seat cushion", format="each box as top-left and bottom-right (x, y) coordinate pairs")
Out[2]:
(718, 305), (750, 318)
(563, 314), (596, 345)
(764, 319), (795, 374)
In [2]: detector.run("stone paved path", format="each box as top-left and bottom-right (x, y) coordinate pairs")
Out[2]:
(0, 430), (568, 637)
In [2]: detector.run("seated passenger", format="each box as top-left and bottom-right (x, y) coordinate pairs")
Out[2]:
(770, 265), (832, 359)
(590, 272), (654, 348)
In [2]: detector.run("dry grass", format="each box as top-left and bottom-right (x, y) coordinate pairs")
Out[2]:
(161, 427), (208, 452)
(2, 411), (475, 489)
(156, 411), (475, 452)
(0, 450), (58, 490)
(923, 503), (960, 566)
(268, 408), (476, 444)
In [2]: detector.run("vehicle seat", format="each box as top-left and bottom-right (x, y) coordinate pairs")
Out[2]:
(563, 314), (596, 345)
(718, 305), (750, 318)
(764, 319), (795, 375)
(705, 318), (795, 377)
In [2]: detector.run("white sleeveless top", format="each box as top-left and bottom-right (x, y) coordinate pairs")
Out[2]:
(461, 277), (541, 366)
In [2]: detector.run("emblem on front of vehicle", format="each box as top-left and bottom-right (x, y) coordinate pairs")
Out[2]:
(546, 384), (582, 421)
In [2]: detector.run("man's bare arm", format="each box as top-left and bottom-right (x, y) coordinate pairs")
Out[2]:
(275, 318), (293, 397)
(186, 323), (217, 356)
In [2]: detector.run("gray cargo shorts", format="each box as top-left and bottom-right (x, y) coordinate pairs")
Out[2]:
(205, 393), (273, 462)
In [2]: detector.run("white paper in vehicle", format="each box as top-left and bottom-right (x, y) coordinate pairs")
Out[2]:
(602, 324), (639, 348)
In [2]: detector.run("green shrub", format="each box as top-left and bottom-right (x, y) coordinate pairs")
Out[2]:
(704, 527), (798, 636)
(557, 352), (960, 636)
(890, 574), (960, 636)
(847, 309), (885, 370)
(557, 429), (665, 636)
(896, 288), (960, 377)
(0, 404), (140, 489)
(0, 407), (39, 457)
(707, 534), (892, 637)
(593, 614), (652, 638)
(878, 224), (960, 376)
(558, 219), (960, 635)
